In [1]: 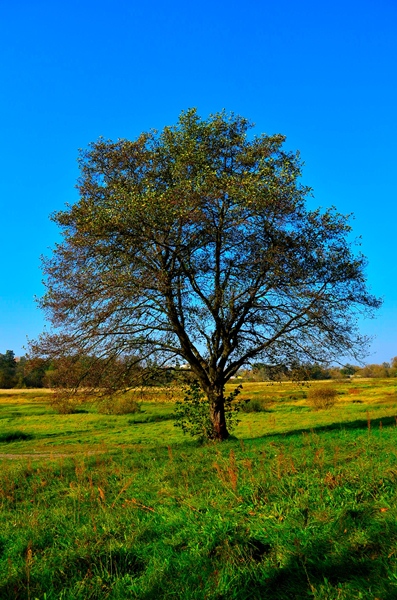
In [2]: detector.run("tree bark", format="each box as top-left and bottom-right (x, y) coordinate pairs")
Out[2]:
(207, 387), (229, 441)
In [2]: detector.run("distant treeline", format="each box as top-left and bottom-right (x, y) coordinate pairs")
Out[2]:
(0, 350), (184, 390)
(0, 351), (53, 389)
(1, 350), (397, 389)
(243, 359), (397, 382)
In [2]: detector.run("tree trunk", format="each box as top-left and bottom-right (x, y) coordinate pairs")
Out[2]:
(208, 387), (229, 441)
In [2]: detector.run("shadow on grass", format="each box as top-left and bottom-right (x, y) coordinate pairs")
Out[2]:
(220, 524), (397, 599)
(0, 547), (145, 600)
(0, 411), (23, 419)
(131, 534), (397, 600)
(128, 413), (176, 424)
(244, 414), (397, 442)
(245, 549), (394, 600)
(0, 431), (34, 443)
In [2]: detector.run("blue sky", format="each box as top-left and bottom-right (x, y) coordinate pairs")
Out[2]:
(0, 0), (396, 363)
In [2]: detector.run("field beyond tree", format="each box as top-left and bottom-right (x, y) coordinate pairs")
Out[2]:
(1, 379), (397, 599)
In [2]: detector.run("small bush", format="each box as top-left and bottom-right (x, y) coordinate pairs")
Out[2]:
(173, 381), (241, 440)
(240, 399), (267, 413)
(307, 385), (338, 409)
(50, 394), (81, 414)
(98, 396), (141, 415)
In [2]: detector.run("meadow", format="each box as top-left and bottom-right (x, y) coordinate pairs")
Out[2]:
(1, 379), (397, 599)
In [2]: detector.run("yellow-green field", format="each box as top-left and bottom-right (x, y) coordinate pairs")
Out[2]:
(0, 378), (396, 456)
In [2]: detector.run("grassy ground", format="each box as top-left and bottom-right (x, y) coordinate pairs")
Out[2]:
(1, 379), (397, 598)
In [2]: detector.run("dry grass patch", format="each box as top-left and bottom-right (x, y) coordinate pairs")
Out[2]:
(307, 385), (338, 410)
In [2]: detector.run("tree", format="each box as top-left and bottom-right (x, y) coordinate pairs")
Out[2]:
(390, 357), (397, 377)
(0, 350), (17, 389)
(33, 109), (381, 440)
(249, 362), (288, 381)
(340, 363), (359, 377)
(306, 364), (331, 381)
(20, 356), (50, 388)
(358, 363), (390, 378)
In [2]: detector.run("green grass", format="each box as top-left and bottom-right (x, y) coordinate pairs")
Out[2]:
(1, 380), (397, 598)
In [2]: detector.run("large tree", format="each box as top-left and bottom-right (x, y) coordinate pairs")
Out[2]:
(34, 109), (380, 439)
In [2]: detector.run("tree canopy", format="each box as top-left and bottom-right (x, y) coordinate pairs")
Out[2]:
(34, 109), (381, 439)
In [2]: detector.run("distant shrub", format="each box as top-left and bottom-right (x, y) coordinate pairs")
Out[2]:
(50, 394), (81, 414)
(240, 399), (267, 413)
(307, 386), (338, 409)
(98, 396), (141, 415)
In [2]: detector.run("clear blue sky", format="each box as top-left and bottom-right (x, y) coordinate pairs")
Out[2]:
(1, 0), (396, 363)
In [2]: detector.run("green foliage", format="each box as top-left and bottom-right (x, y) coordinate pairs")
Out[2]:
(173, 381), (212, 439)
(307, 385), (338, 409)
(173, 381), (241, 440)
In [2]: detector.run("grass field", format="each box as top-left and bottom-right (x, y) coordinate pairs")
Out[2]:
(1, 379), (397, 599)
